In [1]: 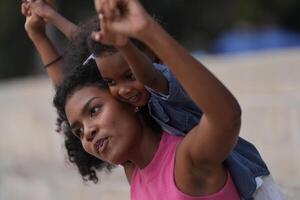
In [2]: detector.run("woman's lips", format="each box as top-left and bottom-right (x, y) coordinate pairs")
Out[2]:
(94, 137), (109, 154)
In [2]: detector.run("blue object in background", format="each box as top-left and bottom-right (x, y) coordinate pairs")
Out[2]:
(213, 26), (300, 54)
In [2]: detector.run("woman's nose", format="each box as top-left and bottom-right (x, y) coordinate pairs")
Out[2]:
(85, 126), (97, 142)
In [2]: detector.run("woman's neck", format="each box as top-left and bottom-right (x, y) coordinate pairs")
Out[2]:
(129, 122), (162, 169)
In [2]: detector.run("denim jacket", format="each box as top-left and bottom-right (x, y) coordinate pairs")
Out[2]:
(146, 64), (270, 200)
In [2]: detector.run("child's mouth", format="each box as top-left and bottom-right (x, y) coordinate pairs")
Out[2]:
(128, 94), (141, 104)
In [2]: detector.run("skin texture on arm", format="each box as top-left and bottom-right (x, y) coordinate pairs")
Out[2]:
(93, 0), (241, 195)
(92, 15), (169, 94)
(22, 2), (63, 86)
(29, 0), (78, 39)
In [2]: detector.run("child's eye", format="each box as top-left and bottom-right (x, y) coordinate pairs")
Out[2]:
(126, 73), (136, 81)
(73, 127), (83, 139)
(90, 106), (101, 117)
(104, 79), (116, 86)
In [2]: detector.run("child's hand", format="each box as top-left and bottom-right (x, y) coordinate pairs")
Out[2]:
(21, 1), (46, 39)
(28, 0), (56, 23)
(93, 0), (154, 40)
(92, 14), (129, 47)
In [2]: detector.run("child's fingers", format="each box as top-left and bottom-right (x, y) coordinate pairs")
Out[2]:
(28, 0), (40, 10)
(94, 0), (108, 16)
(108, 0), (125, 20)
(21, 3), (31, 16)
(94, 0), (102, 14)
(108, 0), (120, 13)
(100, 14), (109, 35)
(22, 0), (35, 3)
(21, 3), (27, 16)
(108, 0), (117, 10)
(31, 11), (43, 22)
(110, 0), (123, 20)
(102, 0), (115, 20)
(98, 0), (119, 21)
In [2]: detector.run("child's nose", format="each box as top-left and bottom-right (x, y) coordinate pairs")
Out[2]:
(118, 85), (132, 96)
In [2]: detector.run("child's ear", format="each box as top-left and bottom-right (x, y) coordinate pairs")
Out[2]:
(134, 106), (141, 112)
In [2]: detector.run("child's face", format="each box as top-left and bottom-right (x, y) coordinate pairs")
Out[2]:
(65, 86), (143, 165)
(95, 52), (150, 107)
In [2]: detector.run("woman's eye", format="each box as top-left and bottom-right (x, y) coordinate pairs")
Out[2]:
(90, 106), (101, 117)
(126, 73), (136, 81)
(74, 127), (83, 139)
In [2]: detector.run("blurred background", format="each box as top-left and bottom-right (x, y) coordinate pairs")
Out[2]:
(1, 0), (300, 80)
(0, 0), (300, 199)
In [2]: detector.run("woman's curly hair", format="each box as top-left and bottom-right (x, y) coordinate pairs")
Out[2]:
(54, 63), (161, 184)
(54, 15), (161, 184)
(54, 61), (114, 184)
(62, 16), (99, 75)
(55, 16), (114, 184)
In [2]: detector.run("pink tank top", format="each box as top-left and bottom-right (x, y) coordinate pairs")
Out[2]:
(130, 132), (240, 200)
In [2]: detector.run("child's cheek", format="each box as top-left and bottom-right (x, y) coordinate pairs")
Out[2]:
(109, 87), (119, 98)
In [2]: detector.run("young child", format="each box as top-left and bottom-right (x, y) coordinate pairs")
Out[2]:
(53, 1), (244, 198)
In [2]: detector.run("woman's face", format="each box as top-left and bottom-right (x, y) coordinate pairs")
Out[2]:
(95, 52), (150, 107)
(65, 86), (143, 165)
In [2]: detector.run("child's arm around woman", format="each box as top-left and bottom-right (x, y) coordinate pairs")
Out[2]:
(94, 0), (241, 195)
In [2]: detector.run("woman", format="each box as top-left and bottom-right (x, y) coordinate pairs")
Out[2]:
(53, 0), (242, 199)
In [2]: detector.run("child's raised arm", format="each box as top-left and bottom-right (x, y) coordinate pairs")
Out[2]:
(92, 15), (169, 93)
(94, 0), (241, 173)
(22, 2), (63, 86)
(29, 0), (77, 39)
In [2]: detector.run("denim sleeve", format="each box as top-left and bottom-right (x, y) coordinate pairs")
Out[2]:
(145, 63), (192, 103)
